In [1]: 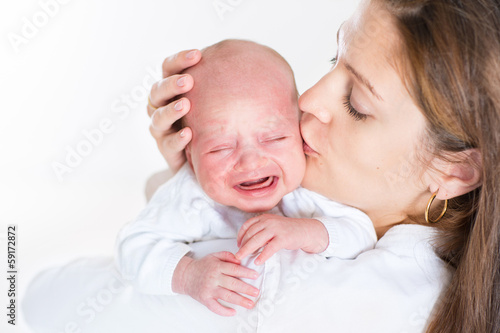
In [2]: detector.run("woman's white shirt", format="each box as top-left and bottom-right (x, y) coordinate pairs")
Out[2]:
(256, 224), (452, 333)
(23, 225), (452, 333)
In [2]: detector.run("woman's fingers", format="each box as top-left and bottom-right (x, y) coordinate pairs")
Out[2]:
(162, 49), (202, 79)
(149, 124), (192, 150)
(149, 75), (194, 116)
(150, 97), (190, 132)
(146, 49), (201, 173)
(148, 97), (193, 172)
(154, 127), (192, 173)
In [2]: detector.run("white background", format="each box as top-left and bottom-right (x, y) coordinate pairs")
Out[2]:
(0, 0), (360, 331)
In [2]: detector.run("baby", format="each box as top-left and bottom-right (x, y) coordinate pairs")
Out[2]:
(116, 40), (376, 317)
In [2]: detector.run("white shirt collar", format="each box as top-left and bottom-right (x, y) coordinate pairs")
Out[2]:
(376, 224), (440, 259)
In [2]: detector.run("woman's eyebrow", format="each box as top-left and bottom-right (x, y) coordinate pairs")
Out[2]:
(343, 61), (384, 101)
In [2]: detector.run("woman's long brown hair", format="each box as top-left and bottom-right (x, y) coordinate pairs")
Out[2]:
(380, 0), (500, 331)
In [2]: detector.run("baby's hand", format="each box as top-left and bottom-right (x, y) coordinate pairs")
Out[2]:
(235, 215), (329, 265)
(180, 252), (260, 316)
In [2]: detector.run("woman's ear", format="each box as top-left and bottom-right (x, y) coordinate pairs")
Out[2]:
(429, 149), (482, 200)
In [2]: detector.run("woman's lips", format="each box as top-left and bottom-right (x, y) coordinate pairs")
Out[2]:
(303, 141), (319, 156)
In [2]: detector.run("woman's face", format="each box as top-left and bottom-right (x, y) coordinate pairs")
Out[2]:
(300, 0), (431, 233)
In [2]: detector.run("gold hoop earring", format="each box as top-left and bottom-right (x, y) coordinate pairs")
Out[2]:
(425, 191), (448, 223)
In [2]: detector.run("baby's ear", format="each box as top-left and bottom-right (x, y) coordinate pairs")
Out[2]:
(429, 148), (482, 200)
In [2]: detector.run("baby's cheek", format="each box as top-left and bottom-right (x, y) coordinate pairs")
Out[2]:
(284, 147), (307, 187)
(201, 173), (232, 204)
(203, 180), (220, 198)
(197, 158), (225, 196)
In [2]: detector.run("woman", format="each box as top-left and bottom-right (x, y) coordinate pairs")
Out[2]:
(148, 0), (499, 332)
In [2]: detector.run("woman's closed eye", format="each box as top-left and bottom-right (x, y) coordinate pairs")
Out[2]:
(343, 94), (368, 121)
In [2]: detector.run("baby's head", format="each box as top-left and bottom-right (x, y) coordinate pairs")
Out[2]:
(182, 39), (306, 213)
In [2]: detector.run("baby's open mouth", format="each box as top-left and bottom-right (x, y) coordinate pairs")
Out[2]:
(237, 176), (275, 190)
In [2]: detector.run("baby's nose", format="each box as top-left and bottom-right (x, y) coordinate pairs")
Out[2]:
(235, 149), (268, 172)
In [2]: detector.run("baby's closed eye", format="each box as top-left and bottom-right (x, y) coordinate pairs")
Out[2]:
(261, 135), (290, 144)
(209, 145), (234, 153)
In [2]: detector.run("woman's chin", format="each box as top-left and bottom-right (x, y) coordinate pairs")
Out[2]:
(301, 159), (322, 190)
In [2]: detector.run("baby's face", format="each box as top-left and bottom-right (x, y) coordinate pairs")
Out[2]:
(186, 83), (306, 213)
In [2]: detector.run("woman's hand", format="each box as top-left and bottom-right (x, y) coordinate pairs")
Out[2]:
(148, 49), (202, 173)
(235, 215), (329, 265)
(172, 252), (260, 317)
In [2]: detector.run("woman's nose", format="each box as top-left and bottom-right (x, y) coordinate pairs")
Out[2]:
(299, 82), (332, 124)
(234, 149), (268, 172)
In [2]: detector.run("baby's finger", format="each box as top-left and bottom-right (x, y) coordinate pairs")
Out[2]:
(219, 275), (259, 298)
(162, 49), (202, 79)
(237, 221), (267, 252)
(205, 298), (236, 317)
(237, 216), (260, 246)
(149, 74), (194, 114)
(220, 262), (259, 280)
(216, 288), (255, 310)
(150, 98), (191, 131)
(254, 239), (282, 265)
(236, 230), (272, 261)
(213, 251), (241, 265)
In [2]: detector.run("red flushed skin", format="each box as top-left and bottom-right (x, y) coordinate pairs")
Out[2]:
(184, 41), (306, 213)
